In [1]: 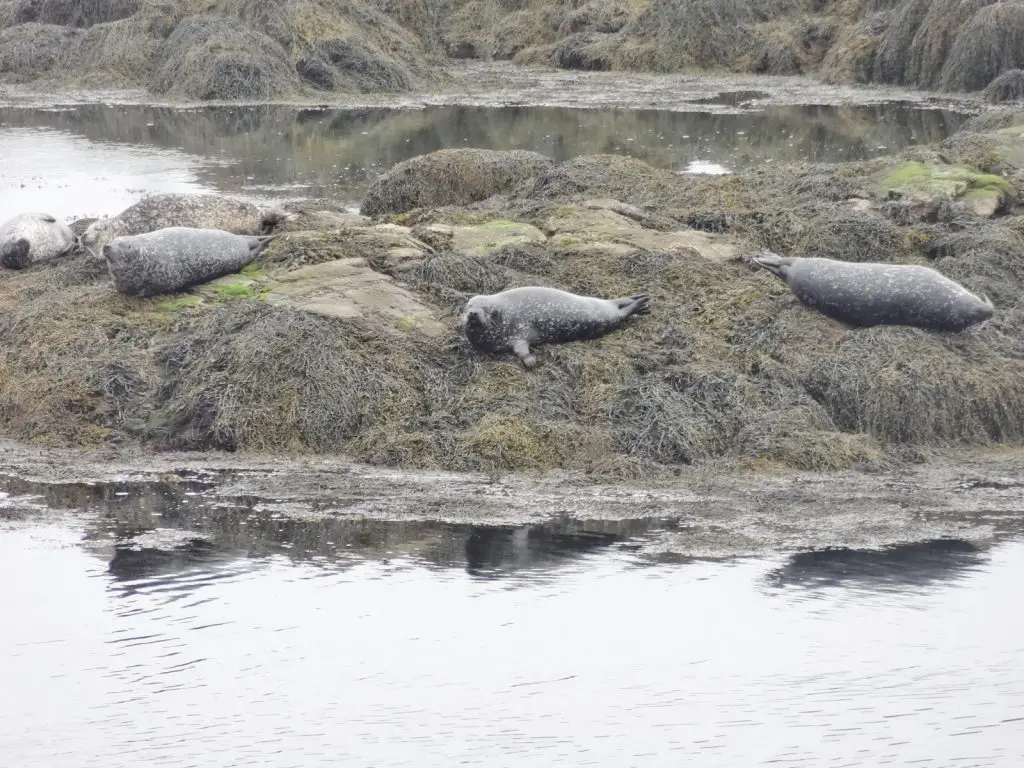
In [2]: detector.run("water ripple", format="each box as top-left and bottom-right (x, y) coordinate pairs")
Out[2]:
(2, 514), (1023, 766)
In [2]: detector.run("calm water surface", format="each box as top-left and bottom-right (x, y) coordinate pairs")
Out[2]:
(0, 98), (967, 222)
(1, 473), (1023, 767)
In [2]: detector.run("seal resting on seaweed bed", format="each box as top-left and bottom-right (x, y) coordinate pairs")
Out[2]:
(0, 212), (77, 269)
(82, 193), (289, 252)
(103, 226), (275, 298)
(460, 286), (651, 368)
(752, 251), (995, 332)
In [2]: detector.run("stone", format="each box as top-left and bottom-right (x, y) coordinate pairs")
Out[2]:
(261, 258), (446, 337)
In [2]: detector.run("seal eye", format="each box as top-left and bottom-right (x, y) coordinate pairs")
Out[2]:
(489, 308), (501, 323)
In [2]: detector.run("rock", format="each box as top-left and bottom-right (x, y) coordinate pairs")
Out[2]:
(543, 204), (739, 262)
(271, 205), (369, 233)
(361, 148), (555, 217)
(256, 226), (430, 273)
(876, 161), (1012, 218)
(582, 198), (652, 223)
(420, 220), (548, 257)
(261, 258), (445, 337)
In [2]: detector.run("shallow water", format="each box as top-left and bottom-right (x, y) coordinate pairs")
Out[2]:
(2, 471), (1023, 767)
(0, 99), (967, 222)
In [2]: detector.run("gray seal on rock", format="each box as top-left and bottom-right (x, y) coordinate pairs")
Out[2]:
(0, 212), (77, 269)
(102, 226), (275, 298)
(752, 251), (995, 332)
(460, 286), (651, 368)
(82, 193), (290, 253)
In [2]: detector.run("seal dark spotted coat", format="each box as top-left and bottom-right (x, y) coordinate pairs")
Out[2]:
(460, 286), (651, 368)
(103, 226), (275, 298)
(753, 251), (994, 333)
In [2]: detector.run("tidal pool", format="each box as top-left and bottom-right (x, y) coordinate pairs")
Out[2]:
(0, 98), (967, 222)
(1, 466), (1022, 768)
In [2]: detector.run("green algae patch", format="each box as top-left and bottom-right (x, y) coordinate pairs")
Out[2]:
(879, 162), (1011, 200)
(157, 295), (200, 313)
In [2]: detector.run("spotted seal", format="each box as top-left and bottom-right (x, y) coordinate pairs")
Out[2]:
(460, 286), (651, 368)
(82, 193), (290, 253)
(102, 226), (275, 297)
(752, 251), (995, 332)
(0, 212), (77, 269)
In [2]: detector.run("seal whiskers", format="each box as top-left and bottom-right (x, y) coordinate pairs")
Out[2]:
(461, 286), (652, 368)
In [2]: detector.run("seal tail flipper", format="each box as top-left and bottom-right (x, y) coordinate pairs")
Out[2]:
(247, 234), (277, 258)
(615, 293), (650, 316)
(0, 238), (32, 270)
(751, 250), (792, 279)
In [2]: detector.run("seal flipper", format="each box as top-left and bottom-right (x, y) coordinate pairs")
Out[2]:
(615, 294), (650, 317)
(246, 234), (277, 259)
(511, 338), (537, 369)
(0, 237), (32, 270)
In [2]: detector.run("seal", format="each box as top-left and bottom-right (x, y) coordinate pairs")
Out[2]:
(81, 193), (290, 253)
(460, 286), (651, 368)
(102, 226), (276, 298)
(0, 212), (77, 269)
(752, 251), (995, 332)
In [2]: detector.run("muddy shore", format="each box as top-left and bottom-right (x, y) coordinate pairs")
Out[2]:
(2, 441), (1023, 558)
(0, 61), (985, 112)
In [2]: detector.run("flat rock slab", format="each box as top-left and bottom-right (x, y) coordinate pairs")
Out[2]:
(422, 220), (548, 256)
(260, 258), (446, 337)
(544, 205), (738, 262)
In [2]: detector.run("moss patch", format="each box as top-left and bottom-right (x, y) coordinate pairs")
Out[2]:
(157, 295), (201, 313)
(879, 161), (1011, 199)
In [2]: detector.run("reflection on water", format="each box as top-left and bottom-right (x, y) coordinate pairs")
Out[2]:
(764, 539), (990, 595)
(0, 100), (968, 221)
(2, 473), (1023, 767)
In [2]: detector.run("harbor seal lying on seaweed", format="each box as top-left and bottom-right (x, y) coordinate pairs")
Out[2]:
(460, 286), (651, 368)
(752, 251), (995, 332)
(103, 226), (275, 298)
(82, 193), (289, 252)
(0, 212), (77, 269)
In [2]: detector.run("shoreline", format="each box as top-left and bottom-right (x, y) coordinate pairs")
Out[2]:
(1, 440), (1022, 557)
(0, 62), (988, 113)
